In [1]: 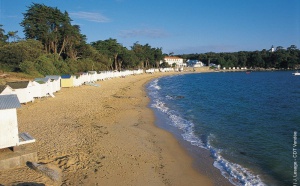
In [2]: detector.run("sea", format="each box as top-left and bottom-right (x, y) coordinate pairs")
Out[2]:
(147, 70), (300, 186)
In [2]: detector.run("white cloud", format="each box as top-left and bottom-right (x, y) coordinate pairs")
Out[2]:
(70, 11), (110, 23)
(119, 28), (168, 38)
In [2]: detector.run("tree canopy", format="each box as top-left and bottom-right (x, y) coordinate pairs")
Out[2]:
(180, 46), (300, 69)
(0, 3), (164, 75)
(20, 3), (85, 59)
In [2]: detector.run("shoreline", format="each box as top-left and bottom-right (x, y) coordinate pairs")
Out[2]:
(0, 71), (223, 185)
(147, 75), (233, 186)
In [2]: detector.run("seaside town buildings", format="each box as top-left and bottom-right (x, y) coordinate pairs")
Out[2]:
(161, 56), (186, 67)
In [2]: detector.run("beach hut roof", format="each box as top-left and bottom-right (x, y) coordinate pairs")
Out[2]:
(34, 81), (46, 84)
(34, 78), (51, 83)
(45, 75), (61, 80)
(61, 75), (72, 79)
(0, 94), (21, 110)
(0, 85), (12, 94)
(6, 81), (30, 89)
(88, 71), (97, 74)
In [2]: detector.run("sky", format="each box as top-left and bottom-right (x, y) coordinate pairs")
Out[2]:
(0, 0), (299, 54)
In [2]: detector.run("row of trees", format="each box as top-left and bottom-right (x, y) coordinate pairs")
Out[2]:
(0, 3), (165, 76)
(180, 45), (300, 69)
(1, 3), (299, 76)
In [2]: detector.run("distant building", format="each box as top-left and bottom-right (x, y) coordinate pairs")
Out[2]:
(209, 63), (220, 69)
(161, 56), (185, 67)
(186, 59), (204, 67)
(271, 45), (275, 52)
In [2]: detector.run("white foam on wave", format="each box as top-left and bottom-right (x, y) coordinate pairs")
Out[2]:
(149, 79), (161, 90)
(151, 99), (169, 113)
(207, 135), (266, 186)
(165, 95), (174, 100)
(168, 111), (206, 148)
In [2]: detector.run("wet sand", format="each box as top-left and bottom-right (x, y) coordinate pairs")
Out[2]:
(0, 71), (218, 185)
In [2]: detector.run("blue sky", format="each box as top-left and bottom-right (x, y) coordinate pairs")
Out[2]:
(0, 0), (299, 54)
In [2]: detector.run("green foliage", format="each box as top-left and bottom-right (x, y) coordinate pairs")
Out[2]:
(91, 38), (123, 70)
(153, 47), (164, 67)
(53, 59), (70, 74)
(7, 31), (19, 42)
(0, 39), (44, 71)
(20, 3), (85, 59)
(65, 59), (78, 74)
(34, 55), (59, 75)
(119, 48), (139, 69)
(19, 60), (41, 76)
(131, 42), (163, 69)
(160, 61), (170, 68)
(77, 58), (94, 72)
(80, 44), (111, 70)
(1, 3), (164, 74)
(179, 45), (300, 69)
(0, 24), (8, 43)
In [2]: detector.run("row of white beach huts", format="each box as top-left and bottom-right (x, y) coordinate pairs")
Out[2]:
(0, 70), (145, 104)
(0, 68), (175, 104)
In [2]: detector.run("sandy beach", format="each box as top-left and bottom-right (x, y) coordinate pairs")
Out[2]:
(0, 71), (217, 186)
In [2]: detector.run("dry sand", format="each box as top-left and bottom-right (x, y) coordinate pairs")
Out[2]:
(0, 71), (216, 186)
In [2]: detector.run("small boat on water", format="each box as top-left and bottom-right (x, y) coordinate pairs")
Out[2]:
(292, 71), (300, 76)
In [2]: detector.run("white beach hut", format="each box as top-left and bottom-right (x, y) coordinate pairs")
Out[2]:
(106, 71), (113, 79)
(88, 71), (98, 82)
(77, 72), (89, 84)
(6, 81), (34, 104)
(45, 75), (61, 92)
(97, 72), (105, 81)
(146, 69), (155, 74)
(0, 85), (14, 95)
(31, 81), (43, 98)
(0, 94), (35, 150)
(133, 69), (144, 75)
(0, 94), (21, 149)
(73, 75), (83, 87)
(35, 78), (55, 97)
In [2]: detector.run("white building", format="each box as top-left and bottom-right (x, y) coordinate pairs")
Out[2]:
(0, 94), (35, 150)
(0, 94), (21, 149)
(187, 60), (204, 67)
(0, 85), (13, 95)
(161, 56), (185, 67)
(6, 81), (35, 104)
(209, 63), (220, 69)
(271, 45), (275, 52)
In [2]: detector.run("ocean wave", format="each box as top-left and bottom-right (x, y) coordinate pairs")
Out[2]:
(165, 95), (173, 100)
(148, 79), (161, 90)
(149, 89), (265, 186)
(151, 99), (169, 113)
(207, 135), (265, 186)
